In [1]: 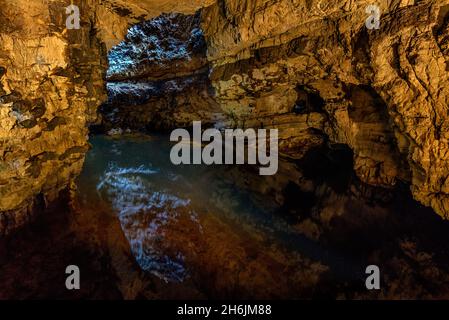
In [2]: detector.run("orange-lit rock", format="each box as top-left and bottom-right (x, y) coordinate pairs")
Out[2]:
(3, 0), (449, 236)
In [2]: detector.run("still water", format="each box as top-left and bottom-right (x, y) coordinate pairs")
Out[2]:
(76, 134), (333, 298)
(2, 134), (449, 299)
(74, 134), (449, 299)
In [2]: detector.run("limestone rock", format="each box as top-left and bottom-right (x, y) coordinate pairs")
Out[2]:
(0, 0), (107, 234)
(3, 0), (449, 235)
(201, 0), (449, 218)
(99, 12), (222, 131)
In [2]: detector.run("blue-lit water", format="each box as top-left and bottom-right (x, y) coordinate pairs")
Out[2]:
(76, 134), (363, 295)
(77, 134), (289, 283)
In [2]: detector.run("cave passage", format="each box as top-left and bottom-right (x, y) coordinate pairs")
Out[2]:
(2, 10), (449, 300)
(74, 12), (449, 299)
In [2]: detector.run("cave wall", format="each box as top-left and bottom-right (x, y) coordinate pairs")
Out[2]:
(0, 0), (108, 233)
(100, 12), (222, 132)
(0, 0), (211, 234)
(201, 0), (449, 219)
(2, 0), (449, 234)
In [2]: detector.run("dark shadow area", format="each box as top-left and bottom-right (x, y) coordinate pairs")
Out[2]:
(0, 190), (124, 299)
(293, 85), (326, 114)
(299, 143), (354, 193)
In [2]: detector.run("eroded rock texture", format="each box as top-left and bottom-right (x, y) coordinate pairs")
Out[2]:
(201, 0), (449, 218)
(3, 0), (449, 235)
(0, 0), (107, 233)
(99, 13), (221, 132)
(96, 0), (215, 49)
(0, 0), (213, 235)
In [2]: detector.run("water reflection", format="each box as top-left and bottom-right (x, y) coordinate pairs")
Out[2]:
(78, 134), (304, 288)
(73, 134), (449, 299)
(96, 163), (191, 282)
(2, 134), (449, 299)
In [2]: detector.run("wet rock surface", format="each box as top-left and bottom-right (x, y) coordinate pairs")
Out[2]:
(100, 74), (221, 132)
(4, 0), (449, 231)
(97, 0), (449, 219)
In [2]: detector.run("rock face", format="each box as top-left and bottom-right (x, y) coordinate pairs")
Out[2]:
(200, 0), (449, 218)
(99, 13), (222, 132)
(3, 0), (449, 235)
(107, 13), (209, 82)
(96, 0), (215, 49)
(0, 0), (214, 235)
(0, 0), (107, 233)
